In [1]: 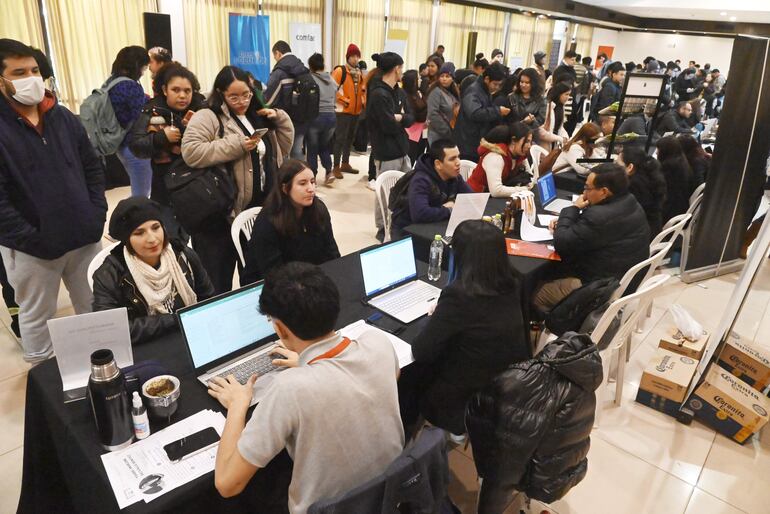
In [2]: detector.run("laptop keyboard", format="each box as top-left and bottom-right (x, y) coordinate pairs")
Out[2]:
(213, 353), (278, 384)
(377, 283), (437, 314)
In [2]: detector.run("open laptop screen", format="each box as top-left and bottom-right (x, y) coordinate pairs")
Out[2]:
(537, 173), (557, 205)
(360, 237), (417, 297)
(178, 283), (275, 369)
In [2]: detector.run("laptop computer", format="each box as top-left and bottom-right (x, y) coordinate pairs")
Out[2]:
(537, 173), (574, 214)
(445, 192), (490, 239)
(360, 237), (441, 324)
(177, 282), (286, 405)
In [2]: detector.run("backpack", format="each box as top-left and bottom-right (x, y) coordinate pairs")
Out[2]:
(286, 72), (320, 124)
(545, 277), (619, 336)
(79, 76), (134, 157)
(163, 111), (236, 232)
(387, 169), (418, 215)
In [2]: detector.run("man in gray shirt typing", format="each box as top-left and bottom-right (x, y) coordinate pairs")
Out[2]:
(208, 262), (405, 513)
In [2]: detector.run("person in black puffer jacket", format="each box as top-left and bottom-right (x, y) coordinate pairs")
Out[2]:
(465, 332), (603, 513)
(92, 197), (214, 344)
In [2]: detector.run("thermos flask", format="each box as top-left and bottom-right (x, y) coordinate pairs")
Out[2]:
(87, 349), (134, 451)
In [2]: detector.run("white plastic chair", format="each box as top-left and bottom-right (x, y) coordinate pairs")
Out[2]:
(592, 274), (671, 426)
(231, 206), (262, 267)
(689, 182), (706, 206)
(529, 145), (549, 179)
(611, 240), (674, 303)
(87, 241), (120, 291)
(650, 213), (692, 248)
(459, 159), (476, 182)
(375, 170), (405, 243)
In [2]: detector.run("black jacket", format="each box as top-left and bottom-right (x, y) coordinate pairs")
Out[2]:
(554, 193), (650, 283)
(455, 76), (502, 159)
(92, 240), (215, 344)
(465, 333), (603, 503)
(367, 75), (413, 162)
(660, 156), (694, 223)
(656, 110), (692, 136)
(264, 54), (310, 113)
(629, 171), (666, 239)
(0, 93), (107, 259)
(552, 63), (577, 87)
(593, 80), (621, 114)
(411, 282), (528, 435)
(241, 199), (340, 284)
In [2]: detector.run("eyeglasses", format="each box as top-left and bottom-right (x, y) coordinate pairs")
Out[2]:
(225, 91), (253, 104)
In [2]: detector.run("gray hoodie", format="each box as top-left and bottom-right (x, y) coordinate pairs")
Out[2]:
(312, 71), (337, 114)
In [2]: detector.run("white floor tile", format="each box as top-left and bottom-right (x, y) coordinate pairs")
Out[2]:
(684, 488), (747, 514)
(0, 373), (27, 456)
(0, 446), (23, 514)
(0, 326), (29, 382)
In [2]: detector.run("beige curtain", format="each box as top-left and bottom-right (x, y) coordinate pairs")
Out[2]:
(434, 2), (474, 68)
(0, 0), (45, 50)
(388, 0), (433, 69)
(44, 0), (158, 112)
(506, 13), (536, 68)
(575, 24), (594, 60)
(182, 0), (257, 94)
(531, 17), (554, 68)
(473, 5), (505, 62)
(333, 0), (385, 69)
(262, 0), (322, 68)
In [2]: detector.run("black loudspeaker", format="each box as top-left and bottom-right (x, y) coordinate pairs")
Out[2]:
(466, 32), (478, 68)
(143, 13), (172, 53)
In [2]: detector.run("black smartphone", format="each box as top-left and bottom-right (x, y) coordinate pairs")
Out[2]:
(366, 312), (405, 335)
(163, 427), (220, 462)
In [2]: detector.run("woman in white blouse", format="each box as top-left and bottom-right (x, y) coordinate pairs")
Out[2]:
(553, 122), (606, 176)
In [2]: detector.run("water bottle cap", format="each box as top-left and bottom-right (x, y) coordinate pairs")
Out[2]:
(434, 235), (442, 241)
(132, 391), (142, 408)
(494, 213), (502, 219)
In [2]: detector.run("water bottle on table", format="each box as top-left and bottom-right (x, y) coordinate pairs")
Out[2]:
(428, 235), (443, 281)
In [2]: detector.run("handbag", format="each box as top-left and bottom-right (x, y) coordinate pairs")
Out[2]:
(164, 111), (236, 232)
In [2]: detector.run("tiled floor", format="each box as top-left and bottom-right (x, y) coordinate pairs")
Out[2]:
(1, 152), (768, 513)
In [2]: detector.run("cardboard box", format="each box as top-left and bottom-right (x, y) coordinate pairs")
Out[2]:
(716, 338), (770, 391)
(659, 329), (709, 361)
(688, 365), (770, 444)
(636, 348), (699, 417)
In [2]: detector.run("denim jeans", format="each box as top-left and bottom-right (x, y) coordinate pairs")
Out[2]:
(306, 112), (336, 175)
(290, 123), (308, 160)
(116, 143), (153, 197)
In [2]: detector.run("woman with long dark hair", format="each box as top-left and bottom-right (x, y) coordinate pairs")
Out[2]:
(618, 145), (667, 238)
(509, 67), (546, 129)
(554, 122), (605, 176)
(402, 69), (428, 163)
(467, 122), (533, 197)
(181, 65), (293, 293)
(656, 135), (694, 223)
(402, 219), (527, 436)
(678, 134), (710, 185)
(241, 159), (340, 285)
(539, 81), (571, 149)
(420, 55), (442, 96)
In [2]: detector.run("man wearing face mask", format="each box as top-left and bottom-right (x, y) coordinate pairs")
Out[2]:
(455, 62), (509, 161)
(0, 39), (107, 363)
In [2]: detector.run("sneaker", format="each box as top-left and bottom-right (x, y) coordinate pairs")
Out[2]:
(340, 163), (359, 174)
(366, 179), (376, 191)
(332, 166), (344, 179)
(324, 172), (335, 186)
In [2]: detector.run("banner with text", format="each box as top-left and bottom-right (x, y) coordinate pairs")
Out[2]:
(229, 14), (270, 84)
(289, 23), (322, 66)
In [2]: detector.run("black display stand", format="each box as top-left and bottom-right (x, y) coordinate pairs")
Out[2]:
(603, 72), (667, 156)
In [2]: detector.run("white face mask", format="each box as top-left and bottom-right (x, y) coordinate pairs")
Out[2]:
(10, 75), (45, 106)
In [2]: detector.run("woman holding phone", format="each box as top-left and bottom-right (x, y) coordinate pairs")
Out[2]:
(182, 65), (294, 294)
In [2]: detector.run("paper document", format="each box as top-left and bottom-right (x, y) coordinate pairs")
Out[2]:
(538, 214), (558, 226)
(48, 308), (133, 400)
(445, 193), (490, 237)
(101, 409), (226, 509)
(520, 213), (553, 242)
(341, 320), (414, 368)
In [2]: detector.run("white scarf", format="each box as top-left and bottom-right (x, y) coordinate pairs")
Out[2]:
(123, 245), (197, 315)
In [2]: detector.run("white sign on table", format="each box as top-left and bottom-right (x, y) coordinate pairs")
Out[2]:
(289, 22), (322, 66)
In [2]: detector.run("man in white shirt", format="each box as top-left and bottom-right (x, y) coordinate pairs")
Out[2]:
(208, 262), (405, 514)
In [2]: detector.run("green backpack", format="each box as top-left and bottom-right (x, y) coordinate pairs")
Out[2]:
(79, 76), (133, 157)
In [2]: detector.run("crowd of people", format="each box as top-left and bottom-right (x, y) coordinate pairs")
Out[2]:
(0, 33), (722, 514)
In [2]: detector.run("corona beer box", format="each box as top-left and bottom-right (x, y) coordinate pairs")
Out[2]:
(659, 329), (709, 361)
(636, 348), (699, 417)
(688, 365), (770, 444)
(716, 338), (770, 391)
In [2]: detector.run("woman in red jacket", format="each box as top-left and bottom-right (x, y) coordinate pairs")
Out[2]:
(467, 122), (534, 197)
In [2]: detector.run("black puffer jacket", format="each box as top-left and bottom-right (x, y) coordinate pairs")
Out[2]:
(554, 193), (650, 283)
(92, 240), (215, 344)
(455, 76), (502, 159)
(367, 74), (413, 162)
(465, 333), (603, 503)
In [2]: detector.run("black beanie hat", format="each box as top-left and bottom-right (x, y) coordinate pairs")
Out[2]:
(109, 197), (164, 243)
(371, 52), (404, 73)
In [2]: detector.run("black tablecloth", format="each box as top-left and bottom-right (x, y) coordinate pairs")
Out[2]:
(18, 254), (443, 514)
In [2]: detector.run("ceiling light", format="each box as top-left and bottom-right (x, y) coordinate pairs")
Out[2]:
(730, 16), (737, 21)
(720, 12), (727, 16)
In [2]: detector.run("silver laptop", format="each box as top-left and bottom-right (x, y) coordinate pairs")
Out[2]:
(537, 173), (573, 214)
(360, 237), (441, 324)
(445, 192), (490, 239)
(177, 282), (286, 405)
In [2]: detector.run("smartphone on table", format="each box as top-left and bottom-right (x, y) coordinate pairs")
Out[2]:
(163, 427), (220, 462)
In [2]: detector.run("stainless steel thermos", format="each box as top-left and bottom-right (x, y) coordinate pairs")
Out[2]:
(87, 349), (133, 451)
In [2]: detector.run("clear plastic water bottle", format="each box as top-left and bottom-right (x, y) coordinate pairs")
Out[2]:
(493, 213), (503, 230)
(428, 235), (443, 281)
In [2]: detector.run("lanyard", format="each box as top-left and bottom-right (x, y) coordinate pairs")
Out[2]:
(307, 337), (352, 365)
